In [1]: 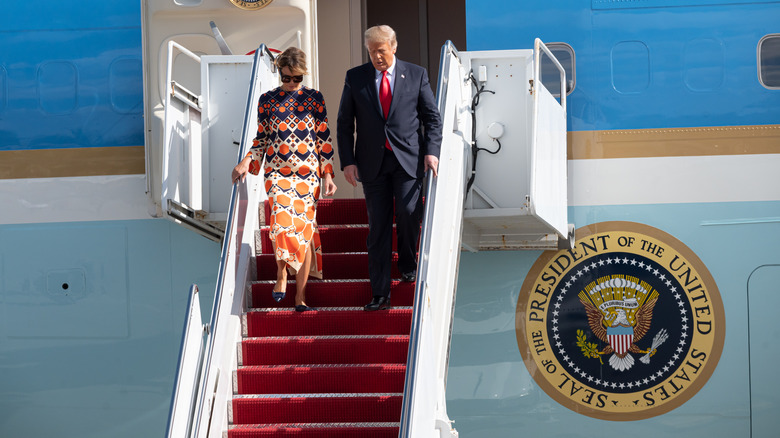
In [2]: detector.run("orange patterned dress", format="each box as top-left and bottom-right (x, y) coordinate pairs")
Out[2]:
(247, 86), (334, 278)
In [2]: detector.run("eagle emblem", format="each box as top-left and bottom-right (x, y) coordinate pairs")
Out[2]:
(578, 275), (665, 371)
(517, 223), (725, 420)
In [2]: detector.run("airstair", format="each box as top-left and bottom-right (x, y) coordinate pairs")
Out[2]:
(160, 34), (569, 438)
(162, 40), (466, 436)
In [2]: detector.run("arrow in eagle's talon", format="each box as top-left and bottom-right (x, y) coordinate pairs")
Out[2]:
(639, 329), (669, 364)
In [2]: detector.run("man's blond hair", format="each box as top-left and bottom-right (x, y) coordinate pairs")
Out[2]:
(364, 25), (397, 49)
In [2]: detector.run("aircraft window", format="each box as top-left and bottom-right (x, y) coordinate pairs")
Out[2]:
(684, 38), (724, 92)
(758, 34), (780, 89)
(611, 41), (650, 94)
(38, 61), (77, 115)
(109, 58), (144, 114)
(540, 43), (575, 97)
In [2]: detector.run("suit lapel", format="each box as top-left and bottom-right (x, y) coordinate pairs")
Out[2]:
(361, 63), (383, 118)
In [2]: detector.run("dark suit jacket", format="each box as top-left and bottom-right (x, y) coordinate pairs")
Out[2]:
(337, 60), (443, 182)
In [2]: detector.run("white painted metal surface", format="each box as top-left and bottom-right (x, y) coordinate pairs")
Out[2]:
(530, 38), (568, 238)
(400, 41), (469, 438)
(401, 39), (570, 437)
(162, 42), (262, 240)
(142, 0), (317, 219)
(161, 42), (206, 226)
(202, 55), (263, 220)
(163, 47), (275, 438)
(193, 174), (260, 438)
(455, 41), (572, 250)
(167, 285), (207, 438)
(198, 47), (276, 438)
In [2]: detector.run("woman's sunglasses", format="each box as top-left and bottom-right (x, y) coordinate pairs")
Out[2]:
(281, 74), (304, 83)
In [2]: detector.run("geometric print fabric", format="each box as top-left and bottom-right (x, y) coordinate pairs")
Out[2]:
(247, 86), (335, 278)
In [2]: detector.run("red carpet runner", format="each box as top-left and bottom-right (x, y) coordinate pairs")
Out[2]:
(227, 198), (414, 438)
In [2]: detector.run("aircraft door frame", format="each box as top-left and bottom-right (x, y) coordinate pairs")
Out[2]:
(456, 40), (573, 251)
(161, 42), (276, 241)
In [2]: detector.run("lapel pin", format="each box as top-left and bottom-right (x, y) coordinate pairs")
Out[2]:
(401, 74), (405, 79)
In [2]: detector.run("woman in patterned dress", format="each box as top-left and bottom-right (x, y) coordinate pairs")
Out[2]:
(232, 47), (337, 312)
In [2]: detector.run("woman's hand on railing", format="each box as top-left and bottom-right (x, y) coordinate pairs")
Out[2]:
(232, 156), (252, 184)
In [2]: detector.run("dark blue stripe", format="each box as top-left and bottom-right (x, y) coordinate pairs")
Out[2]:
(466, 0), (780, 131)
(0, 1), (143, 151)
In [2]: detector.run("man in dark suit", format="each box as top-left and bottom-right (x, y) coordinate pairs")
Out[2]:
(337, 25), (443, 311)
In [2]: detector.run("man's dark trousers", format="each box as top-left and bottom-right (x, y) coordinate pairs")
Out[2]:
(362, 148), (423, 298)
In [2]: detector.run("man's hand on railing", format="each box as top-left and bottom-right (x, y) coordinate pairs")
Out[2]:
(424, 155), (439, 177)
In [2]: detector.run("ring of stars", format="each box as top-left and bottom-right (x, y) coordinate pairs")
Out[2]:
(551, 254), (691, 391)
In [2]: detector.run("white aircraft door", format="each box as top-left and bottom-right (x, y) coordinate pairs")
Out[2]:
(161, 43), (277, 241)
(451, 39), (573, 250)
(529, 38), (570, 242)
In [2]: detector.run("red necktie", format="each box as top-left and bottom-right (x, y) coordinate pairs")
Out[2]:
(380, 70), (392, 150)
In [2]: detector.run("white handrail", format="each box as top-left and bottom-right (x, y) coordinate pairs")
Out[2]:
(196, 45), (273, 438)
(399, 40), (467, 438)
(165, 45), (274, 438)
(166, 285), (207, 438)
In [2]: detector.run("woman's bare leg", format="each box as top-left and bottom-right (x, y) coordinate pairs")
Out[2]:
(271, 241), (287, 293)
(295, 243), (313, 306)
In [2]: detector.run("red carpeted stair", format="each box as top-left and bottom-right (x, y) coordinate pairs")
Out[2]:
(227, 198), (413, 437)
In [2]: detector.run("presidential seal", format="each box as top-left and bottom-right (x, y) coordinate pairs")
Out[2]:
(516, 222), (724, 421)
(228, 0), (273, 10)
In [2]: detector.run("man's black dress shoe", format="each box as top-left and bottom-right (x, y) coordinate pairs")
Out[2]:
(364, 296), (391, 311)
(401, 271), (416, 282)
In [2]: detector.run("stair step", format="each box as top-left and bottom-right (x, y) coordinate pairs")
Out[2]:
(250, 280), (414, 308)
(256, 253), (405, 280)
(267, 198), (368, 225)
(231, 198), (414, 436)
(227, 423), (400, 438)
(244, 309), (412, 337)
(231, 394), (403, 425)
(240, 336), (410, 366)
(235, 364), (406, 394)
(258, 226), (397, 254)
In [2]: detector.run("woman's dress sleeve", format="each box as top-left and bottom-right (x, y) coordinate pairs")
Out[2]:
(313, 91), (335, 177)
(246, 94), (270, 175)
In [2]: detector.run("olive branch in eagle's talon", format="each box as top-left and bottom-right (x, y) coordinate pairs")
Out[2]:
(576, 329), (604, 365)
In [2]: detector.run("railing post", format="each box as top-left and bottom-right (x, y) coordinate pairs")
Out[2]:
(166, 44), (276, 438)
(399, 40), (464, 438)
(166, 284), (207, 438)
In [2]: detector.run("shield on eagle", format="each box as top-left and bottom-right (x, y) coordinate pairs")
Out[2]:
(606, 325), (634, 355)
(578, 275), (660, 371)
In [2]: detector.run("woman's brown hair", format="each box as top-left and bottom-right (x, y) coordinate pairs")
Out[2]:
(275, 47), (308, 75)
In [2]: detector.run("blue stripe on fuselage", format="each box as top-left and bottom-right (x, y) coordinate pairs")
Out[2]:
(0, 2), (143, 151)
(466, 0), (780, 132)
